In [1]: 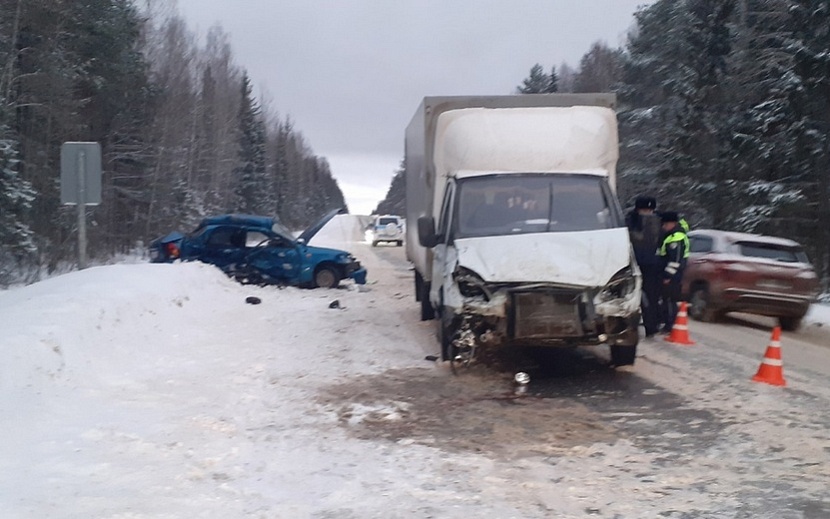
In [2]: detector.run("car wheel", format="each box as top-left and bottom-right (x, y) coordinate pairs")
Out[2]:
(314, 266), (341, 289)
(371, 241), (378, 247)
(396, 240), (403, 247)
(689, 287), (718, 322)
(778, 315), (803, 332)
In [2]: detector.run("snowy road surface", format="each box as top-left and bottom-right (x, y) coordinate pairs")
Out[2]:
(1, 215), (829, 518)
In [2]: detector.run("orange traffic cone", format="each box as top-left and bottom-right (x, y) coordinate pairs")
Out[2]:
(752, 326), (786, 387)
(665, 301), (695, 345)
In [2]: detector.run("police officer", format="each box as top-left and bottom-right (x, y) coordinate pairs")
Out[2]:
(658, 211), (689, 333)
(626, 196), (662, 338)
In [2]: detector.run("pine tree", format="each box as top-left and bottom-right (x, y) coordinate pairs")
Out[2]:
(232, 73), (269, 214)
(374, 159), (406, 216)
(517, 64), (550, 93)
(0, 119), (37, 283)
(546, 66), (559, 93)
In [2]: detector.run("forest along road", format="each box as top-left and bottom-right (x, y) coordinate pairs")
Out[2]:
(329, 238), (830, 518)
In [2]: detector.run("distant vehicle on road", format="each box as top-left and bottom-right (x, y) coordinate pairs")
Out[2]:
(149, 209), (367, 289)
(682, 229), (820, 330)
(370, 215), (404, 247)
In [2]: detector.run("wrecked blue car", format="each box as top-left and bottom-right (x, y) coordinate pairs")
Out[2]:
(149, 208), (367, 289)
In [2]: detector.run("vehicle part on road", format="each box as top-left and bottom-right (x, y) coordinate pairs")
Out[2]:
(245, 296), (261, 305)
(513, 371), (530, 395)
(752, 326), (786, 387)
(328, 299), (341, 309)
(664, 302), (696, 345)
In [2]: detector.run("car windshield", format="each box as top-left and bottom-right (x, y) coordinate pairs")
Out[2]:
(737, 241), (808, 263)
(271, 221), (296, 242)
(455, 174), (619, 238)
(378, 217), (399, 226)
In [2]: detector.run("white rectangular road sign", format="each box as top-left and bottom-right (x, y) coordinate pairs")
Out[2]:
(60, 142), (102, 205)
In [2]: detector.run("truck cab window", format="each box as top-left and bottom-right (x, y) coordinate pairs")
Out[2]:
(457, 174), (616, 238)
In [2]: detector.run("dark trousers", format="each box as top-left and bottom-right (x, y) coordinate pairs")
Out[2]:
(661, 278), (683, 331)
(640, 264), (662, 336)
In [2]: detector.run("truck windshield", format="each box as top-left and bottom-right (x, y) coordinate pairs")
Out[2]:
(455, 174), (618, 238)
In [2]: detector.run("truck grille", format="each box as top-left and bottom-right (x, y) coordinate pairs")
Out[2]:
(512, 291), (583, 338)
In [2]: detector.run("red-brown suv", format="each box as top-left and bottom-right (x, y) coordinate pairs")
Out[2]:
(682, 229), (820, 330)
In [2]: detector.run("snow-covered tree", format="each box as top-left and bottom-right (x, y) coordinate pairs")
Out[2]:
(0, 120), (37, 283)
(517, 64), (552, 94)
(232, 73), (269, 215)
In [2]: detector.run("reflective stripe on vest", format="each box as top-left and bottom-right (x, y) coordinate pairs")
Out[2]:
(660, 231), (690, 258)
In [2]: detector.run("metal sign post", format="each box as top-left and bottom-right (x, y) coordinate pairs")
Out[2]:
(60, 142), (102, 270)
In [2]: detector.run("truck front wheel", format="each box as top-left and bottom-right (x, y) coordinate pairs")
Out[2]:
(418, 274), (434, 320)
(439, 307), (457, 361)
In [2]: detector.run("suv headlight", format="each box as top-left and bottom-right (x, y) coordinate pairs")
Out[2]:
(597, 266), (637, 302)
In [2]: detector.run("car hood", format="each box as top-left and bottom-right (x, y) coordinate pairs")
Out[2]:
(297, 208), (345, 243)
(454, 228), (631, 287)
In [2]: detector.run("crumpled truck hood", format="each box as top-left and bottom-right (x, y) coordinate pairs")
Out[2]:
(454, 228), (631, 287)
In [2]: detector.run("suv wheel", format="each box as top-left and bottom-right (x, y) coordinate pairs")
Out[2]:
(689, 287), (718, 322)
(778, 315), (803, 332)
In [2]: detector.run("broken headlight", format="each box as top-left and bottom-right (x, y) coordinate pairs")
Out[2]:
(597, 265), (637, 302)
(453, 267), (491, 300)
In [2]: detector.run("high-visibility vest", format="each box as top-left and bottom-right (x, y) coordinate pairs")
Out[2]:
(660, 231), (690, 258)
(679, 217), (690, 233)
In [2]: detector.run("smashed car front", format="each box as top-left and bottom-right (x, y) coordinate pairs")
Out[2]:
(299, 245), (367, 285)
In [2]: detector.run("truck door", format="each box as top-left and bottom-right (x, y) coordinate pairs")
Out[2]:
(430, 181), (456, 308)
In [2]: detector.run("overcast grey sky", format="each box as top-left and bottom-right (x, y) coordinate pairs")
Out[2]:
(175, 0), (653, 214)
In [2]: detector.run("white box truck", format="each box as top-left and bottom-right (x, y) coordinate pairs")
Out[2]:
(405, 94), (642, 368)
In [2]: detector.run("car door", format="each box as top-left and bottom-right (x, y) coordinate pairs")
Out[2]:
(244, 234), (302, 283)
(199, 226), (248, 270)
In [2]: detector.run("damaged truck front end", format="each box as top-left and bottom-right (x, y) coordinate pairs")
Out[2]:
(439, 258), (642, 369)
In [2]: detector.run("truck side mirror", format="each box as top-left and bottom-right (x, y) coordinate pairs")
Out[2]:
(417, 216), (439, 248)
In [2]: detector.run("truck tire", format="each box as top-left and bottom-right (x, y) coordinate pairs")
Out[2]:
(415, 270), (434, 320)
(439, 308), (457, 362)
(420, 281), (434, 320)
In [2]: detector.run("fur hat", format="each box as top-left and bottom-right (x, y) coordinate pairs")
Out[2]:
(634, 196), (657, 210)
(660, 211), (679, 223)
